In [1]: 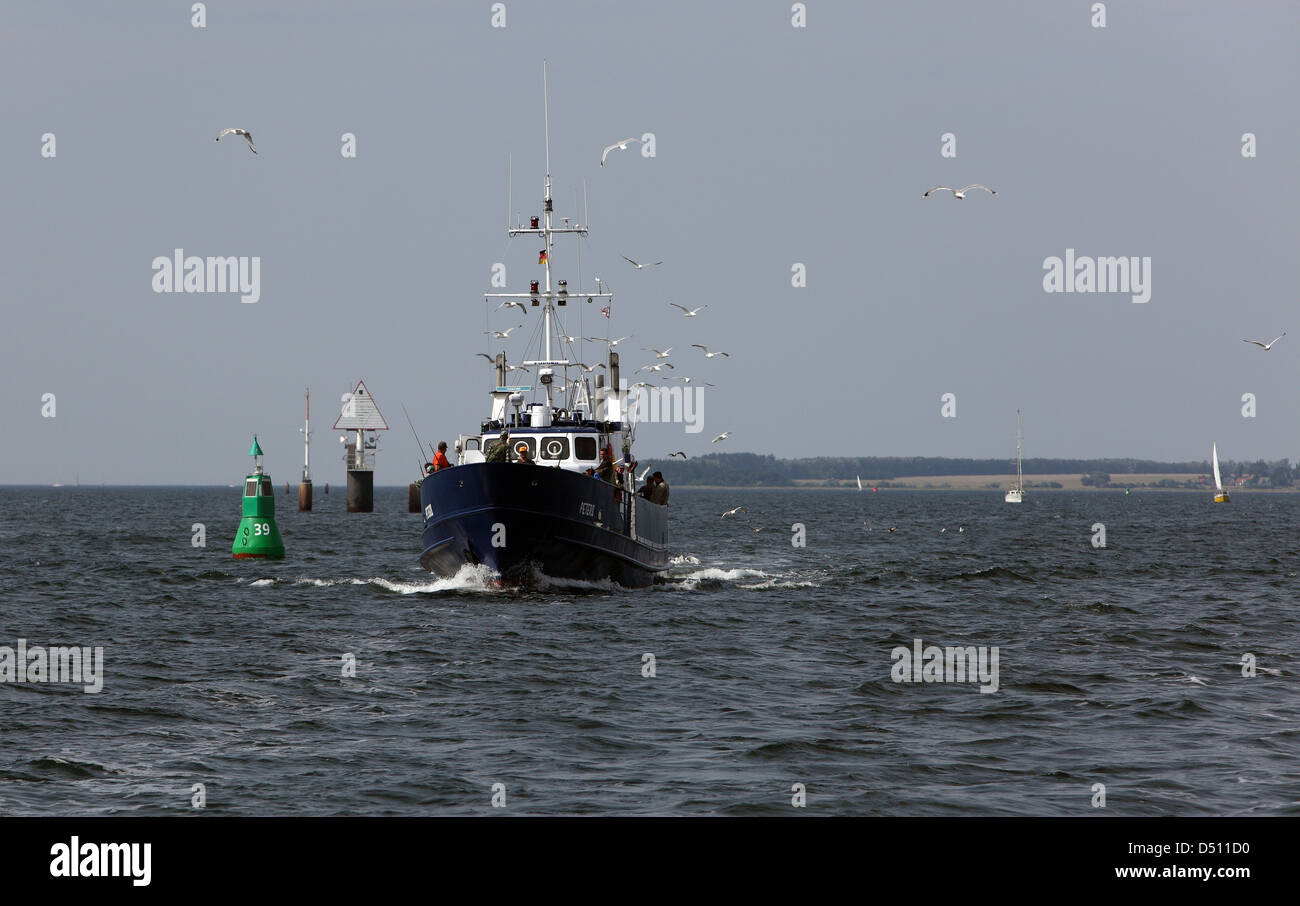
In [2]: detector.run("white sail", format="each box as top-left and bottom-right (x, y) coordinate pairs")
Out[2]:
(1212, 442), (1223, 492)
(857, 475), (863, 491)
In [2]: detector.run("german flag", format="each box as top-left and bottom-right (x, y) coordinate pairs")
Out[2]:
(538, 249), (548, 264)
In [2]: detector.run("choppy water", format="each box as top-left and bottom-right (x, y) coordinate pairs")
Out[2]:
(1, 486), (1296, 815)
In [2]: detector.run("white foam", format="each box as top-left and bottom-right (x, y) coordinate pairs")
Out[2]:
(737, 577), (821, 590)
(248, 578), (275, 587)
(369, 563), (502, 595)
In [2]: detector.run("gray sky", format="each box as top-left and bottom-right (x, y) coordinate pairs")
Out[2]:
(3, 1), (1298, 484)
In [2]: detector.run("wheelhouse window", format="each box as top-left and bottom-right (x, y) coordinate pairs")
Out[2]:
(540, 437), (570, 460)
(511, 438), (535, 460)
(465, 438), (480, 451)
(574, 437), (597, 460)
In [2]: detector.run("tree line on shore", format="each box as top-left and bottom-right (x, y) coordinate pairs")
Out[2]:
(653, 453), (1299, 489)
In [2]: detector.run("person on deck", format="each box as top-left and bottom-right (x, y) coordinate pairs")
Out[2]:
(485, 431), (509, 462)
(598, 445), (615, 483)
(432, 441), (451, 471)
(649, 472), (669, 505)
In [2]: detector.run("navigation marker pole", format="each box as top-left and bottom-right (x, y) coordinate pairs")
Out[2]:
(298, 388), (313, 511)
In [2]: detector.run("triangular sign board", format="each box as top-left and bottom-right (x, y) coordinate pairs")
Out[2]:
(333, 380), (390, 431)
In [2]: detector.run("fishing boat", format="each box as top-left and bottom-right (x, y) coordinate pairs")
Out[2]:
(1004, 410), (1024, 503)
(1212, 441), (1230, 503)
(416, 68), (669, 587)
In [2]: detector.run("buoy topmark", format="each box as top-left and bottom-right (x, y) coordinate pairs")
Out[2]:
(232, 435), (285, 559)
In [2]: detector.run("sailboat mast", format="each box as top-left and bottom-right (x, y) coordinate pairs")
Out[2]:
(1016, 410), (1022, 488)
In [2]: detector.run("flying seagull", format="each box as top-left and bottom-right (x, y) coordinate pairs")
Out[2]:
(923, 184), (996, 199)
(1242, 331), (1286, 350)
(663, 376), (713, 385)
(589, 335), (632, 347)
(600, 137), (642, 167)
(669, 303), (708, 317)
(721, 506), (749, 519)
(474, 353), (495, 362)
(216, 128), (256, 153)
(638, 464), (653, 482)
(712, 432), (731, 443)
(496, 300), (528, 315)
(573, 362), (605, 373)
(691, 344), (730, 358)
(485, 325), (522, 339)
(622, 256), (662, 270)
(636, 362), (675, 373)
(646, 347), (673, 358)
(558, 334), (583, 343)
(668, 451), (687, 459)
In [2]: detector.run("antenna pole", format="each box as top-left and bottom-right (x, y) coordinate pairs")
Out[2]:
(302, 388), (311, 482)
(543, 60), (551, 183)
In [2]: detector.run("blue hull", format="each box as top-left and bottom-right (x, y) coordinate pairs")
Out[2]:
(419, 464), (670, 587)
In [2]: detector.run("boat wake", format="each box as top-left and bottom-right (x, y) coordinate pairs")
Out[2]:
(243, 564), (506, 595)
(666, 565), (821, 591)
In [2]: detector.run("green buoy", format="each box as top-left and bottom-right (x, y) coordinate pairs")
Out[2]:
(232, 435), (285, 559)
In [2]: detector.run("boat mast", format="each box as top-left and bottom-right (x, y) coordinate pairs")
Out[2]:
(542, 61), (553, 370)
(483, 62), (614, 414)
(1015, 410), (1022, 489)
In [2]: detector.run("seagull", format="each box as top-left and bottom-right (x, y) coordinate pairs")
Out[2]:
(558, 334), (583, 343)
(1242, 331), (1286, 350)
(636, 362), (675, 373)
(496, 300), (528, 315)
(486, 325), (522, 339)
(669, 303), (708, 317)
(474, 353), (495, 362)
(216, 128), (256, 153)
(637, 464), (653, 482)
(505, 365), (531, 374)
(691, 344), (730, 358)
(600, 137), (642, 167)
(589, 335), (632, 347)
(712, 432), (731, 443)
(721, 506), (749, 519)
(923, 184), (996, 199)
(630, 381), (653, 389)
(573, 362), (605, 373)
(662, 376), (713, 385)
(622, 256), (662, 270)
(668, 451), (687, 459)
(646, 347), (673, 358)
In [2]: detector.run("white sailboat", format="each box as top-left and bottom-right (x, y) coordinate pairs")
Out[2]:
(1005, 410), (1024, 503)
(856, 475), (863, 491)
(1212, 441), (1230, 503)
